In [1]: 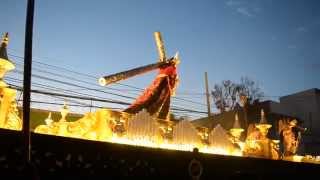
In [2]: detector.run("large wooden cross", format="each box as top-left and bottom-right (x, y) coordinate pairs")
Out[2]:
(99, 32), (179, 86)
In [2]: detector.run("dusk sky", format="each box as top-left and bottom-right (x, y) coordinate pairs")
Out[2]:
(1, 0), (320, 118)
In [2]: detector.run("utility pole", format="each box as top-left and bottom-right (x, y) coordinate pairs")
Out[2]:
(23, 0), (35, 163)
(204, 72), (211, 118)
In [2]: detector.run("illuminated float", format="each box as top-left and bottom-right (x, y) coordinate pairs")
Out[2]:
(0, 32), (319, 164)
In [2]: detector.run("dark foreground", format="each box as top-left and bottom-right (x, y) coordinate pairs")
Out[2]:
(0, 129), (319, 179)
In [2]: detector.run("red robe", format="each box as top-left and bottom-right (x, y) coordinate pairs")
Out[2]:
(124, 65), (178, 119)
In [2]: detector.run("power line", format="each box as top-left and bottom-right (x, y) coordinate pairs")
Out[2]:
(8, 83), (208, 115)
(9, 53), (148, 92)
(8, 74), (207, 113)
(9, 84), (131, 106)
(11, 54), (206, 108)
(17, 100), (122, 110)
(11, 69), (137, 100)
(9, 52), (209, 107)
(13, 61), (143, 97)
(7, 52), (210, 116)
(8, 51), (294, 100)
(6, 76), (118, 101)
(9, 72), (206, 113)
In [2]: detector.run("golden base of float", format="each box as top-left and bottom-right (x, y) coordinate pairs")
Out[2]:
(34, 108), (242, 157)
(31, 107), (320, 165)
(30, 105), (320, 164)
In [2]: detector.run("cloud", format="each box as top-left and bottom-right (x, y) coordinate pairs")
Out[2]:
(226, 0), (241, 7)
(296, 26), (307, 32)
(288, 45), (297, 49)
(236, 7), (253, 17)
(253, 7), (261, 13)
(225, 0), (260, 18)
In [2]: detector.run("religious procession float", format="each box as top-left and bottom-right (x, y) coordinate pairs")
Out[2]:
(0, 31), (319, 167)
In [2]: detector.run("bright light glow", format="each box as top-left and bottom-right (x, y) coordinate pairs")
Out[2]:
(109, 135), (241, 156)
(292, 155), (303, 162)
(32, 108), (320, 163)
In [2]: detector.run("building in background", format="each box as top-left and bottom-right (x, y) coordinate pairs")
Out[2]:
(192, 88), (320, 154)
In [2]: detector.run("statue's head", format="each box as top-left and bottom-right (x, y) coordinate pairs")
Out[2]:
(160, 64), (177, 77)
(289, 119), (297, 127)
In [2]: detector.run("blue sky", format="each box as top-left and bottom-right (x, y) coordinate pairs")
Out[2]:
(1, 0), (320, 118)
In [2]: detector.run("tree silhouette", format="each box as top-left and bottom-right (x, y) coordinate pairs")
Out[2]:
(211, 77), (264, 112)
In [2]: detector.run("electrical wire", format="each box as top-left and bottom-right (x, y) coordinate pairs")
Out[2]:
(7, 52), (212, 117)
